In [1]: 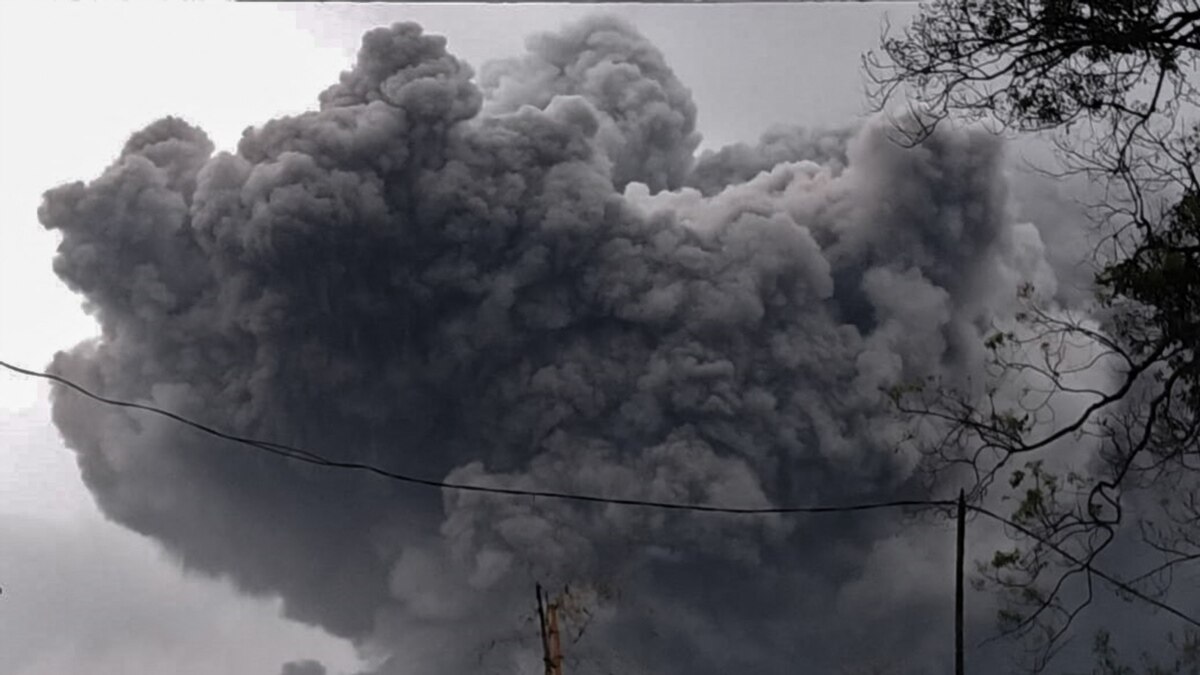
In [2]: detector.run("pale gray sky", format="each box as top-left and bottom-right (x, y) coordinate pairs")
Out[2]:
(0, 3), (921, 674)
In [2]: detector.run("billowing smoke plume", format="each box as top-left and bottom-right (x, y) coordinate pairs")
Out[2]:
(41, 16), (1061, 675)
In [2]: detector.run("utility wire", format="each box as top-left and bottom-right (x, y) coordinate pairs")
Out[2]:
(0, 359), (954, 515)
(6, 357), (1199, 628)
(967, 505), (1200, 630)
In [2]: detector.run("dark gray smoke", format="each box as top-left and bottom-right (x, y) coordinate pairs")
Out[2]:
(685, 125), (853, 197)
(282, 661), (328, 675)
(41, 16), (1063, 675)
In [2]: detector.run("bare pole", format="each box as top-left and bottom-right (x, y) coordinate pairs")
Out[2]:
(547, 590), (564, 675)
(955, 488), (966, 675)
(536, 583), (565, 675)
(537, 583), (554, 675)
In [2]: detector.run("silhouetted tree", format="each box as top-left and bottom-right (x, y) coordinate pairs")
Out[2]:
(866, 1), (1200, 670)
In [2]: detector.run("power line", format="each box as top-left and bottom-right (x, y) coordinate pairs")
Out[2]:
(5, 357), (1198, 633)
(0, 359), (954, 515)
(968, 505), (1200, 630)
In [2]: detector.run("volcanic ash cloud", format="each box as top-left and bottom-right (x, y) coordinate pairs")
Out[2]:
(40, 15), (1057, 675)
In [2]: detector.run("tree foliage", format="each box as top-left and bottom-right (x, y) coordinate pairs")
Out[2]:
(1085, 628), (1200, 674)
(867, 1), (1200, 670)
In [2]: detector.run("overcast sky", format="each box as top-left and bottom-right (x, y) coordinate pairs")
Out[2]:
(0, 5), (377, 672)
(3, 3), (1107, 675)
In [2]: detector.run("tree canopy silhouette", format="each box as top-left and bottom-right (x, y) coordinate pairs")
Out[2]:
(867, 1), (1200, 670)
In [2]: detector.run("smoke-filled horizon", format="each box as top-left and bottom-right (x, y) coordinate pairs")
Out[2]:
(36, 14), (1120, 675)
